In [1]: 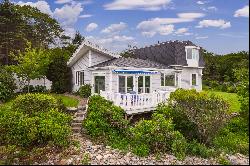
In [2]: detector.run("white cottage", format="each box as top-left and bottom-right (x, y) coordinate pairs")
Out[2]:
(67, 40), (204, 114)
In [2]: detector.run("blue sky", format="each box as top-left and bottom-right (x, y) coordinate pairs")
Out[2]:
(14, 0), (249, 55)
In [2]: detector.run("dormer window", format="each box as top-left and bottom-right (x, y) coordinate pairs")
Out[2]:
(186, 48), (199, 60)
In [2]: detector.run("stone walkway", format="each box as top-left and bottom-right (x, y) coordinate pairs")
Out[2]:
(39, 133), (249, 165)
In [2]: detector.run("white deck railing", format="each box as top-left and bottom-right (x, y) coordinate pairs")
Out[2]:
(100, 90), (175, 114)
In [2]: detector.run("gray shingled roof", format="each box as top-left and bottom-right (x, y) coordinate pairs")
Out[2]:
(131, 40), (205, 67)
(90, 57), (169, 69)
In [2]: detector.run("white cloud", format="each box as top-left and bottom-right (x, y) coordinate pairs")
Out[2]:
(174, 28), (192, 36)
(207, 6), (217, 11)
(86, 35), (136, 52)
(234, 5), (249, 18)
(197, 1), (206, 5)
(85, 23), (98, 32)
(55, 0), (72, 4)
(63, 27), (76, 38)
(17, 1), (53, 15)
(137, 13), (204, 37)
(54, 2), (83, 27)
(79, 14), (93, 18)
(101, 22), (127, 34)
(196, 19), (231, 29)
(104, 0), (172, 11)
(196, 36), (208, 39)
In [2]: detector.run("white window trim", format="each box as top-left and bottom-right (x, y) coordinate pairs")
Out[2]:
(117, 75), (135, 94)
(161, 73), (177, 87)
(137, 75), (151, 93)
(75, 70), (84, 86)
(190, 73), (198, 86)
(185, 46), (200, 60)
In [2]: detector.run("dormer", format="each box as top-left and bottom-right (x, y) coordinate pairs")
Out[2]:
(185, 46), (200, 67)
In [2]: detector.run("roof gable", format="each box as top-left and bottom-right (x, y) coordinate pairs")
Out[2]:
(67, 40), (120, 67)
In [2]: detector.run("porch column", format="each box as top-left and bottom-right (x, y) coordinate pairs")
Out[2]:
(109, 69), (113, 92)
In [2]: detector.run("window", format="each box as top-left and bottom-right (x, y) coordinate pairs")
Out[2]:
(161, 73), (176, 87)
(75, 71), (84, 85)
(192, 74), (197, 86)
(118, 75), (134, 93)
(138, 76), (150, 94)
(187, 48), (199, 60)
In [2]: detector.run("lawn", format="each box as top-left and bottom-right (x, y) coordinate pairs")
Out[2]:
(204, 90), (241, 113)
(52, 94), (79, 107)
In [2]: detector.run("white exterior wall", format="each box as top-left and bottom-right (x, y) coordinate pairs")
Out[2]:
(71, 50), (112, 92)
(180, 67), (202, 91)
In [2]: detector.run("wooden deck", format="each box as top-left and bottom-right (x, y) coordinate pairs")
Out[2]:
(100, 90), (175, 114)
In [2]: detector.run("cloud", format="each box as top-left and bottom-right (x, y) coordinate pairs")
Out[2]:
(85, 23), (98, 32)
(17, 1), (53, 15)
(196, 19), (231, 29)
(63, 27), (76, 38)
(137, 13), (204, 37)
(195, 36), (208, 39)
(101, 22), (127, 34)
(197, 1), (206, 5)
(79, 14), (93, 18)
(104, 0), (172, 11)
(234, 5), (249, 18)
(175, 28), (192, 36)
(55, 0), (72, 4)
(54, 2), (84, 27)
(86, 35), (136, 52)
(219, 33), (247, 38)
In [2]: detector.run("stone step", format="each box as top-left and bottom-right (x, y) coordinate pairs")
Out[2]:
(71, 122), (82, 128)
(72, 118), (84, 123)
(76, 112), (85, 117)
(72, 127), (81, 133)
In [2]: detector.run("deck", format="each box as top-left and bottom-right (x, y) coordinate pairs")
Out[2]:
(100, 89), (176, 114)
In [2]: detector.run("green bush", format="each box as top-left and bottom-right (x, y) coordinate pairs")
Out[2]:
(0, 67), (16, 102)
(0, 94), (72, 148)
(77, 84), (91, 98)
(129, 113), (187, 159)
(11, 93), (65, 115)
(83, 95), (128, 138)
(22, 85), (47, 93)
(161, 89), (230, 145)
(187, 140), (216, 158)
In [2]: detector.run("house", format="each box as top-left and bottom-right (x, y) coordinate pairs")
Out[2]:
(67, 40), (204, 114)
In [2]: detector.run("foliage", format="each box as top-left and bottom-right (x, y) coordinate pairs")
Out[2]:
(77, 84), (92, 98)
(159, 89), (230, 145)
(0, 93), (72, 148)
(187, 140), (216, 158)
(22, 85), (47, 93)
(0, 0), (63, 65)
(11, 93), (65, 116)
(52, 94), (79, 107)
(129, 113), (187, 159)
(46, 48), (72, 93)
(0, 66), (16, 102)
(9, 42), (51, 92)
(83, 95), (129, 138)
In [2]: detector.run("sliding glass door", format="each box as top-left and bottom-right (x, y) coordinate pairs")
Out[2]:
(118, 75), (134, 94)
(94, 76), (105, 94)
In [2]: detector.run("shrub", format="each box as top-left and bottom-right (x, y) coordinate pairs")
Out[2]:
(83, 95), (129, 138)
(187, 140), (216, 158)
(129, 113), (187, 159)
(22, 85), (47, 93)
(11, 93), (65, 115)
(162, 89), (230, 145)
(77, 84), (91, 98)
(0, 67), (16, 102)
(0, 98), (72, 148)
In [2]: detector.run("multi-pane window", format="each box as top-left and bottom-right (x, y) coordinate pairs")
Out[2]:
(192, 74), (197, 86)
(75, 71), (84, 86)
(138, 76), (150, 94)
(118, 76), (134, 93)
(161, 73), (176, 86)
(187, 48), (199, 60)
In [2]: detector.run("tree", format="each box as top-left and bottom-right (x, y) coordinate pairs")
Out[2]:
(46, 48), (72, 93)
(0, 0), (63, 65)
(9, 42), (51, 93)
(72, 31), (85, 46)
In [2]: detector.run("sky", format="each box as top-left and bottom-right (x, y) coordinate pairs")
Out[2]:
(13, 0), (249, 55)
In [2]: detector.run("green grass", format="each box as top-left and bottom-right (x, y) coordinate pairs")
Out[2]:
(52, 94), (79, 107)
(204, 90), (241, 113)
